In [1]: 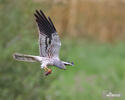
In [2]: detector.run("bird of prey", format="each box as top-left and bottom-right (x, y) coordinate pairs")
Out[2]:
(13, 10), (74, 76)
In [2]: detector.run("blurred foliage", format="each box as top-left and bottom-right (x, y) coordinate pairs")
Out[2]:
(47, 0), (125, 42)
(0, 0), (125, 100)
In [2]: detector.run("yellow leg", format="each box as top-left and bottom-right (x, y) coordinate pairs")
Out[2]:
(44, 66), (52, 76)
(44, 66), (49, 72)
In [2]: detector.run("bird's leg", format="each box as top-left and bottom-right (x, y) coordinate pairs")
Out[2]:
(44, 66), (49, 71)
(44, 66), (52, 76)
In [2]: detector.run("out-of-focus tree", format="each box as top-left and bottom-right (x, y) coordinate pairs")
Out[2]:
(47, 0), (125, 42)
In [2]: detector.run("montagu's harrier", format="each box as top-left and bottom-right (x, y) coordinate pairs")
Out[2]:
(13, 10), (74, 76)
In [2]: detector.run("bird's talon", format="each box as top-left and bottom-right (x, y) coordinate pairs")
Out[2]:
(44, 67), (49, 72)
(44, 67), (52, 76)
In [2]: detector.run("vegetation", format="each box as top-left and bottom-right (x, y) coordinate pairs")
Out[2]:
(0, 0), (125, 100)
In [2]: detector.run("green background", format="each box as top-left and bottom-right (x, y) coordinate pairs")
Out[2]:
(0, 0), (125, 100)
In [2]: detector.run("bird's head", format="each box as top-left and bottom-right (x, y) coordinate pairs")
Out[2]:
(54, 60), (66, 70)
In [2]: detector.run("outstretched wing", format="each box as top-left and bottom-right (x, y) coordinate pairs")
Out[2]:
(34, 10), (61, 58)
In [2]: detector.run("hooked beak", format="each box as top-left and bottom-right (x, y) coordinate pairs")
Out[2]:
(55, 64), (66, 70)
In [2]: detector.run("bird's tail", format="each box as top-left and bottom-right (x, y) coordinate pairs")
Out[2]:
(13, 53), (41, 62)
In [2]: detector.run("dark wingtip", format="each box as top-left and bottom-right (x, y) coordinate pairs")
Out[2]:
(71, 62), (74, 66)
(34, 13), (37, 18)
(35, 9), (39, 14)
(34, 9), (56, 36)
(48, 16), (57, 31)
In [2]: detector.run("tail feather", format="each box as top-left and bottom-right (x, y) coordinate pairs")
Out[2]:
(13, 53), (40, 62)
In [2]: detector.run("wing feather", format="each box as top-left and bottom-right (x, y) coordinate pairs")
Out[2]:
(34, 10), (61, 58)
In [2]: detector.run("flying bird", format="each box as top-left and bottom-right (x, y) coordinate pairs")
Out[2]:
(13, 10), (74, 76)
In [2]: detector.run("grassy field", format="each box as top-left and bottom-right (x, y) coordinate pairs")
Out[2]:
(0, 0), (125, 100)
(1, 39), (125, 100)
(46, 41), (125, 100)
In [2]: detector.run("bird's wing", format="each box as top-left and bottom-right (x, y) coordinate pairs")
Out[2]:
(13, 53), (42, 62)
(34, 10), (61, 58)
